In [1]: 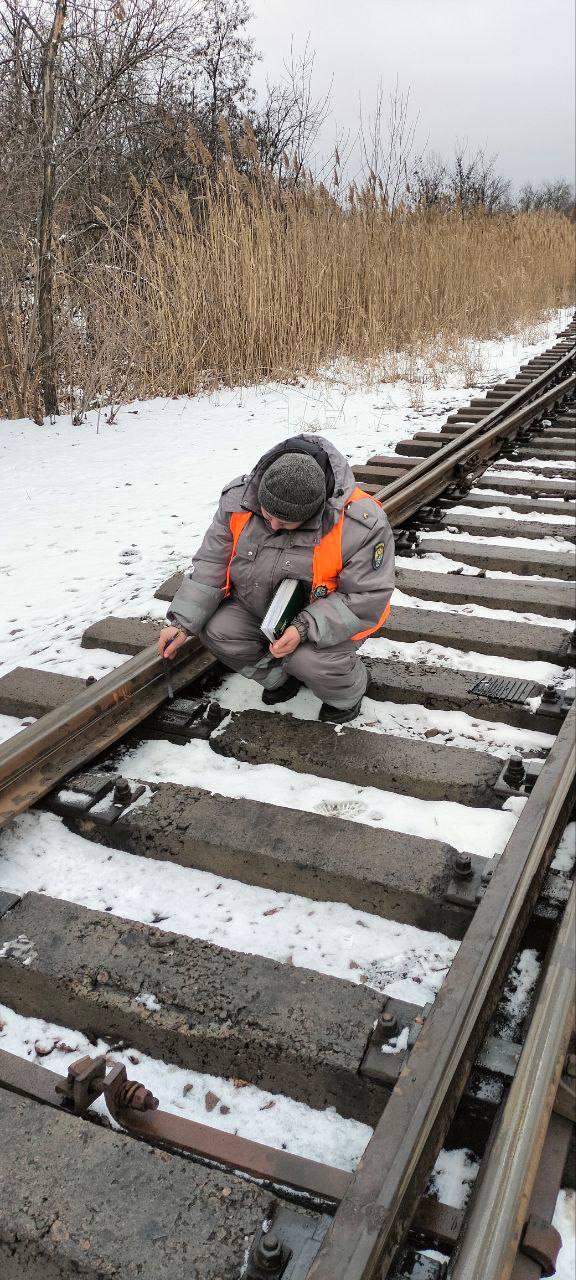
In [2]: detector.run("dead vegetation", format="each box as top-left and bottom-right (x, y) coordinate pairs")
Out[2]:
(5, 165), (574, 420)
(0, 1), (574, 422)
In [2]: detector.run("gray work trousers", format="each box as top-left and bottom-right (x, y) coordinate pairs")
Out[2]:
(200, 598), (367, 709)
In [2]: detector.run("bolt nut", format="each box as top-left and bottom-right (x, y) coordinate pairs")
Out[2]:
(113, 777), (132, 805)
(453, 852), (473, 880)
(251, 1231), (287, 1274)
(503, 754), (526, 788)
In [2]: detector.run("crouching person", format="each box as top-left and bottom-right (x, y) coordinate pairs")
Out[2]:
(157, 435), (394, 723)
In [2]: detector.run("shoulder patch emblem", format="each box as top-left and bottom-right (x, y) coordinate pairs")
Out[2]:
(311, 584), (329, 599)
(372, 542), (385, 570)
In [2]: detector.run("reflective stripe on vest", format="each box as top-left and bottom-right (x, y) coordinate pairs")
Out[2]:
(224, 489), (390, 640)
(311, 487), (390, 641)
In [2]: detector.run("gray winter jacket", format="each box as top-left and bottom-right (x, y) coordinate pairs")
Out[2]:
(168, 435), (395, 648)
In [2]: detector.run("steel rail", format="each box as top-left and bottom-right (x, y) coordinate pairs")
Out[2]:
(0, 344), (573, 833)
(307, 705), (576, 1280)
(450, 881), (575, 1280)
(0, 638), (216, 828)
(376, 361), (576, 524)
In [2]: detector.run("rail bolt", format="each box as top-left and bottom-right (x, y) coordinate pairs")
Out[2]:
(453, 852), (473, 881)
(250, 1231), (287, 1275)
(380, 1010), (398, 1038)
(541, 683), (560, 705)
(503, 754), (526, 789)
(113, 777), (132, 806)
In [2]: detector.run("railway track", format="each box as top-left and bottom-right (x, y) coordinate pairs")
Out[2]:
(0, 318), (575, 1279)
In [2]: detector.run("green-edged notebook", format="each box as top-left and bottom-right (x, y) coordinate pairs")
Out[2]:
(261, 579), (307, 643)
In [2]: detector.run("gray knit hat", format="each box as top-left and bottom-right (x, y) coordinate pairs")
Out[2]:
(258, 453), (326, 523)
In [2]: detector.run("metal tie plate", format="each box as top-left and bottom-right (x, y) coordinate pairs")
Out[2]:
(468, 676), (540, 705)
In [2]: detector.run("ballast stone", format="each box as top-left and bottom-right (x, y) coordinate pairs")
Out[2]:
(0, 892), (385, 1123)
(0, 1089), (309, 1280)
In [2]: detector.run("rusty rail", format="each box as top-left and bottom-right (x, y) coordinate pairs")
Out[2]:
(450, 881), (575, 1280)
(0, 638), (216, 828)
(307, 705), (576, 1279)
(377, 359), (576, 524)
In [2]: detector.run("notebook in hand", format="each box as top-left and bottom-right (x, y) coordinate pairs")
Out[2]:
(261, 580), (307, 643)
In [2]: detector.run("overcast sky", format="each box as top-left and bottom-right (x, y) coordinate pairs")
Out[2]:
(249, 0), (575, 191)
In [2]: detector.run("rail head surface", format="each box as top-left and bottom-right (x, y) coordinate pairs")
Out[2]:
(306, 705), (576, 1280)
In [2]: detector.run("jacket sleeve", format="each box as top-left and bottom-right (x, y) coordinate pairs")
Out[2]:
(166, 483), (241, 635)
(300, 500), (395, 648)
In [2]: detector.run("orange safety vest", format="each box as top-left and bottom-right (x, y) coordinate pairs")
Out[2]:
(225, 488), (390, 641)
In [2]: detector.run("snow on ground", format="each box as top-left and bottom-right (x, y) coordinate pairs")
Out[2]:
(551, 822), (576, 874)
(120, 734), (523, 859)
(0, 1001), (371, 1170)
(0, 310), (570, 687)
(421, 1190), (576, 1276)
(553, 1191), (576, 1280)
(426, 1147), (480, 1209)
(497, 949), (541, 1040)
(0, 810), (458, 1006)
(212, 670), (554, 758)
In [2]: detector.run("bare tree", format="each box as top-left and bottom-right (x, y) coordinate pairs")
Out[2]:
(191, 0), (255, 163)
(357, 81), (418, 211)
(517, 179), (574, 215)
(0, 0), (197, 416)
(447, 145), (510, 214)
(254, 40), (331, 185)
(36, 0), (66, 415)
(412, 150), (448, 209)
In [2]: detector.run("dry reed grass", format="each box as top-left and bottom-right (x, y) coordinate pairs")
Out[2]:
(1, 164), (575, 418)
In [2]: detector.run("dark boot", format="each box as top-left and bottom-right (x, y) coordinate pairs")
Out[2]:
(262, 675), (302, 705)
(318, 697), (363, 724)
